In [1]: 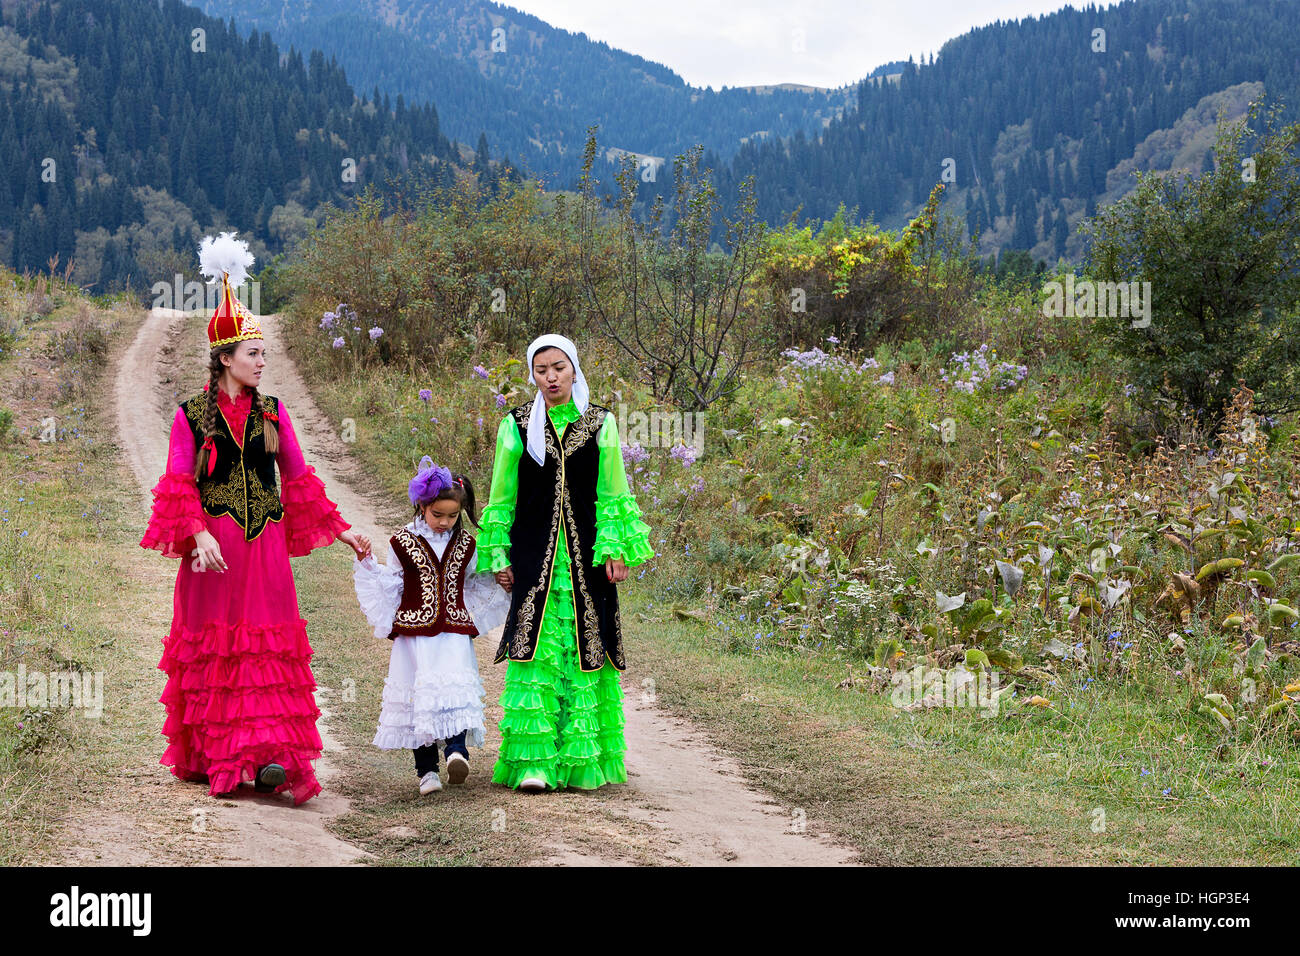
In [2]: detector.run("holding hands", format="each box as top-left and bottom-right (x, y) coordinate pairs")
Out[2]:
(339, 529), (372, 560)
(495, 567), (514, 593)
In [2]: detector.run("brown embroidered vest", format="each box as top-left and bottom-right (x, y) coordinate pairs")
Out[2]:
(388, 525), (479, 639)
(180, 391), (283, 541)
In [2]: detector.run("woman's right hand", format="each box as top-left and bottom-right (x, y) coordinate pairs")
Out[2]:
(495, 566), (514, 593)
(192, 529), (227, 573)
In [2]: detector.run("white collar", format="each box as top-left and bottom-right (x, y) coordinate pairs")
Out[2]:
(410, 516), (453, 538)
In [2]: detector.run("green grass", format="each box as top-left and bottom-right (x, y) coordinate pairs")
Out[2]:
(0, 285), (165, 865)
(286, 322), (1300, 865)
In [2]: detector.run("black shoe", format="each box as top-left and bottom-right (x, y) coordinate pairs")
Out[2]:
(254, 763), (286, 793)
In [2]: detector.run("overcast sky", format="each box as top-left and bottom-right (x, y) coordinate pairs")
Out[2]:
(502, 0), (1095, 90)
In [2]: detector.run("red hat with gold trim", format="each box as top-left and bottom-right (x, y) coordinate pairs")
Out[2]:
(198, 232), (261, 348)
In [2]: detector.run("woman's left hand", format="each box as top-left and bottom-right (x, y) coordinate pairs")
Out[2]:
(605, 557), (627, 583)
(339, 529), (372, 559)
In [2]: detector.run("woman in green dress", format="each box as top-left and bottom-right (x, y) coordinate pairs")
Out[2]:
(477, 334), (654, 792)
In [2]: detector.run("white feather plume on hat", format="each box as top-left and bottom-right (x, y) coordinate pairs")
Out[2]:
(198, 232), (255, 289)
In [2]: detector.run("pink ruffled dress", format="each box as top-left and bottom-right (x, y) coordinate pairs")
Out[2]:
(140, 387), (349, 804)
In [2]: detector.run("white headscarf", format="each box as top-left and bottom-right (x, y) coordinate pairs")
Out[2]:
(524, 334), (589, 466)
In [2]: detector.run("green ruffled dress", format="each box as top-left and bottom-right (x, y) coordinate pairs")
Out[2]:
(477, 398), (654, 790)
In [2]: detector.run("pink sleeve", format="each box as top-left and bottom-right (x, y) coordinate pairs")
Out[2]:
(276, 401), (350, 557)
(140, 407), (208, 558)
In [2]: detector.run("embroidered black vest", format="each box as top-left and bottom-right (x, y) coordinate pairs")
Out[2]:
(387, 526), (478, 639)
(496, 401), (625, 672)
(180, 391), (283, 541)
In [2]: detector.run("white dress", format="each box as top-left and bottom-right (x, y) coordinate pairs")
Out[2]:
(353, 517), (509, 750)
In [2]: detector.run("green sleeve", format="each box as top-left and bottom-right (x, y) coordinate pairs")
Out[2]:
(593, 412), (654, 567)
(476, 414), (522, 573)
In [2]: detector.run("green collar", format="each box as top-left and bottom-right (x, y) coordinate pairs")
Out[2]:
(546, 398), (580, 426)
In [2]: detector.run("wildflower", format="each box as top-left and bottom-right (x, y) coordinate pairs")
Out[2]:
(622, 442), (650, 467)
(368, 327), (384, 341)
(496, 395), (506, 408)
(320, 311), (336, 330)
(418, 389), (432, 403)
(1162, 788), (1172, 796)
(826, 335), (840, 344)
(332, 337), (345, 349)
(876, 371), (895, 385)
(474, 365), (489, 379)
(1141, 768), (1151, 776)
(670, 443), (698, 467)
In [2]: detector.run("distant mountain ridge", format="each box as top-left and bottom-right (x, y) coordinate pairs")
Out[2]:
(193, 0), (857, 186)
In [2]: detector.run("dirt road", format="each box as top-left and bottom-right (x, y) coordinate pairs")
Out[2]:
(84, 307), (857, 866)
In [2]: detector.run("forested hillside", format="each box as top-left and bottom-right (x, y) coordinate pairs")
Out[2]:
(2, 0), (495, 290)
(195, 0), (857, 187)
(712, 0), (1300, 260)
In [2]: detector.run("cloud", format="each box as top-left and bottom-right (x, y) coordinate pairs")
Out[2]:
(503, 0), (1084, 89)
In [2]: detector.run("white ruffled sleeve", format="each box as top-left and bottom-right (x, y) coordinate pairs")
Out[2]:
(353, 544), (405, 640)
(464, 542), (510, 636)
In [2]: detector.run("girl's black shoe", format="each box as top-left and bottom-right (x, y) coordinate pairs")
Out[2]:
(254, 763), (286, 793)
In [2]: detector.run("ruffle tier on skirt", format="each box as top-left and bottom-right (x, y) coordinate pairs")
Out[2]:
(157, 513), (324, 805)
(373, 633), (487, 750)
(492, 528), (626, 790)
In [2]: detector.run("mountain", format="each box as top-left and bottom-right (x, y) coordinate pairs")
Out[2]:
(3, 0), (482, 290)
(191, 0), (858, 187)
(709, 0), (1300, 260)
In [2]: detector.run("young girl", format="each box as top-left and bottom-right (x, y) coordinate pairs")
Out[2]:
(353, 457), (509, 794)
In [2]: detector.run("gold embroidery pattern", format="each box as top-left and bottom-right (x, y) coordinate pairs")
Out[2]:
(510, 408), (562, 659)
(440, 528), (476, 629)
(183, 392), (282, 540)
(392, 529), (441, 629)
(561, 482), (604, 669)
(562, 405), (606, 457)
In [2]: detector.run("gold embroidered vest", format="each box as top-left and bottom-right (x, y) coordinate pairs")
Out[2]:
(180, 391), (283, 541)
(388, 526), (478, 639)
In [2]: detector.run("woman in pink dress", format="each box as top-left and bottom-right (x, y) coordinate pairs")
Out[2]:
(139, 260), (370, 805)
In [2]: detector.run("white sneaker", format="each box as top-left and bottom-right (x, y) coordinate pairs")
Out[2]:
(446, 752), (470, 785)
(518, 776), (547, 793)
(419, 771), (442, 794)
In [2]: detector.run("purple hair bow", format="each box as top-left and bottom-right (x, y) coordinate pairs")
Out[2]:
(408, 455), (454, 505)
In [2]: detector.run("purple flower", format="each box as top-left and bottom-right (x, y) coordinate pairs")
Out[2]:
(876, 371), (895, 385)
(418, 389), (432, 403)
(826, 335), (840, 344)
(474, 365), (489, 379)
(368, 327), (384, 341)
(496, 394), (506, 408)
(622, 442), (650, 467)
(670, 443), (698, 467)
(332, 337), (345, 349)
(320, 311), (336, 330)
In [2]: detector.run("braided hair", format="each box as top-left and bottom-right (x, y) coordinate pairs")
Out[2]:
(413, 472), (480, 530)
(193, 342), (279, 481)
